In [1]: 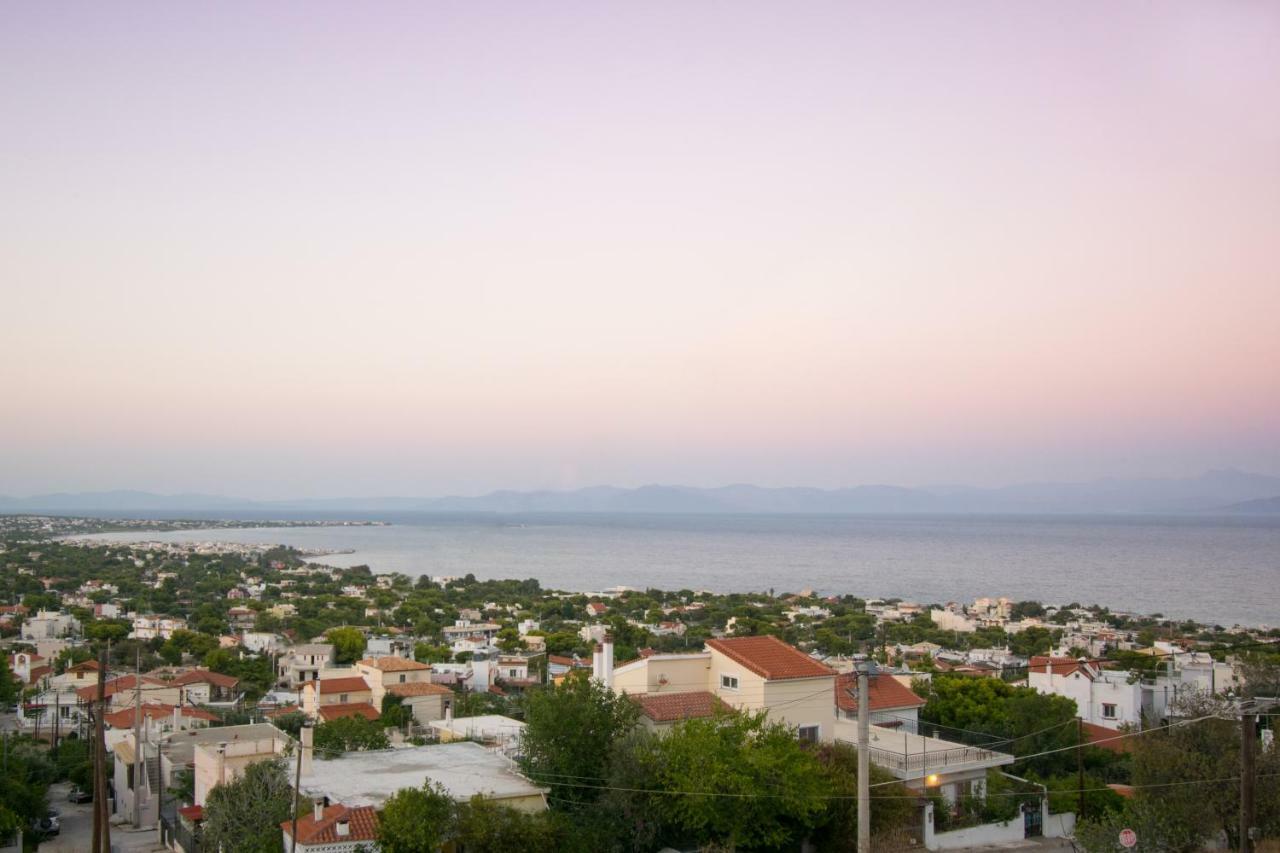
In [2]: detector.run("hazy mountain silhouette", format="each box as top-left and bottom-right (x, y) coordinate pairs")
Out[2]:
(3, 469), (1280, 516)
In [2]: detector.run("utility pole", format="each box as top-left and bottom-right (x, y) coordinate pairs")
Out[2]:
(133, 644), (143, 828)
(1241, 706), (1256, 853)
(93, 647), (111, 853)
(290, 724), (307, 853)
(856, 656), (872, 853)
(1077, 717), (1086, 823)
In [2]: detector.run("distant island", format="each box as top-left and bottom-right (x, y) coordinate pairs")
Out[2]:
(3, 468), (1280, 516)
(1221, 495), (1280, 514)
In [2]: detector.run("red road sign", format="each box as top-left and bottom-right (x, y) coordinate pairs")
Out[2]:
(1119, 828), (1138, 848)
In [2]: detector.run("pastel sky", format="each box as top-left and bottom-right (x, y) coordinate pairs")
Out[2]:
(2, 2), (1278, 498)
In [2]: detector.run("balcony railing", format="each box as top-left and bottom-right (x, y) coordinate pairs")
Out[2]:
(864, 743), (1005, 774)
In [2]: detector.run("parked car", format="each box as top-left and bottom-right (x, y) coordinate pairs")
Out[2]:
(32, 814), (60, 836)
(67, 786), (93, 803)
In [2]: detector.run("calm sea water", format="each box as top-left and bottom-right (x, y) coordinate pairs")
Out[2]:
(81, 513), (1280, 627)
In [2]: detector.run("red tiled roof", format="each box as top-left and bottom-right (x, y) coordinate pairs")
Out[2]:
(67, 660), (100, 673)
(103, 703), (218, 729)
(1082, 721), (1137, 754)
(316, 677), (371, 695)
(358, 656), (431, 672)
(27, 665), (52, 684)
(634, 691), (728, 722)
(317, 702), (380, 722)
(265, 705), (304, 718)
(834, 674), (925, 714)
(1029, 657), (1099, 679)
(548, 655), (589, 668)
(170, 669), (240, 689)
(387, 682), (453, 697)
(281, 804), (379, 845)
(76, 674), (170, 702)
(705, 636), (834, 681)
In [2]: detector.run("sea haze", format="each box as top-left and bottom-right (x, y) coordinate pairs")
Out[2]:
(80, 512), (1280, 628)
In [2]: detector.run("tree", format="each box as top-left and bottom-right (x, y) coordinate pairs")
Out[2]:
(519, 674), (640, 808)
(414, 642), (452, 664)
(644, 711), (829, 850)
(377, 782), (455, 853)
(1076, 693), (1280, 851)
(326, 626), (367, 665)
(0, 655), (17, 705)
(381, 694), (412, 730)
(454, 794), (561, 852)
(313, 714), (389, 754)
(810, 741), (918, 851)
(202, 759), (293, 853)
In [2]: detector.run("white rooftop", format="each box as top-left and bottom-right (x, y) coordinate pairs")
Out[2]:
(428, 714), (525, 742)
(299, 741), (546, 807)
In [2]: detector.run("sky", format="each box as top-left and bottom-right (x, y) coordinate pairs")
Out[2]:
(2, 2), (1278, 499)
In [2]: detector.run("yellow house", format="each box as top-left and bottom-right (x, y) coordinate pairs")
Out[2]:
(609, 635), (836, 741)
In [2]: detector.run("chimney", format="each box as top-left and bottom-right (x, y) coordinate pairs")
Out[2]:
(313, 797), (324, 822)
(336, 817), (350, 837)
(172, 705), (181, 731)
(300, 724), (313, 776)
(444, 702), (453, 725)
(599, 627), (614, 686)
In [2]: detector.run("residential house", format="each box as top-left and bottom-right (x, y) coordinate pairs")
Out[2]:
(20, 610), (80, 640)
(632, 691), (730, 733)
(1028, 657), (1144, 729)
(610, 634), (838, 743)
(281, 801), (380, 853)
(169, 669), (240, 706)
(76, 674), (183, 712)
(278, 643), (335, 688)
(130, 615), (187, 641)
(354, 656), (433, 706)
(833, 673), (927, 727)
(300, 674), (377, 722)
(298, 737), (547, 813)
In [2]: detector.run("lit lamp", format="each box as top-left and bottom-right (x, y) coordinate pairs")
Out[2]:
(925, 774), (941, 787)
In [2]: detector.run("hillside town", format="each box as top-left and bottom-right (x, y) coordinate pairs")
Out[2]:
(2, 518), (1278, 852)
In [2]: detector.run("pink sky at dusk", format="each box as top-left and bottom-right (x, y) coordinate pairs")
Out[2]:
(2, 2), (1278, 498)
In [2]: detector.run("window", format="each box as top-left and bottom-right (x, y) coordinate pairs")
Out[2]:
(1102, 703), (1117, 719)
(797, 725), (820, 744)
(720, 674), (739, 691)
(339, 693), (349, 703)
(399, 674), (406, 683)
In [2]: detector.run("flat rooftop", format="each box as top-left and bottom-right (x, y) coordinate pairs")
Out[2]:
(299, 741), (546, 807)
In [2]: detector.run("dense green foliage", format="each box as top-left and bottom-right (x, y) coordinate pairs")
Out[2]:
(312, 714), (390, 754)
(202, 759), (294, 853)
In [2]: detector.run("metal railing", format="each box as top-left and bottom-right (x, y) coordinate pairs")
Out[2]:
(860, 743), (1005, 773)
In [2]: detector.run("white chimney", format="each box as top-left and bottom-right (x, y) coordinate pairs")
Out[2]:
(300, 725), (313, 776)
(313, 797), (324, 822)
(444, 702), (453, 725)
(172, 706), (181, 731)
(336, 818), (350, 837)
(594, 634), (614, 689)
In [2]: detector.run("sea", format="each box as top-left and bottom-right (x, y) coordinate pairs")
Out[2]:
(79, 512), (1280, 628)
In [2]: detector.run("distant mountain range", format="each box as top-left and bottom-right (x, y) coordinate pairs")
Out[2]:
(3, 469), (1280, 516)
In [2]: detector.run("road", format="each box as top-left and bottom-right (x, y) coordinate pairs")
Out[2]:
(40, 783), (165, 853)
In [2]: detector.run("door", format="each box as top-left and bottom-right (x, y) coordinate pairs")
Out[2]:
(1023, 803), (1043, 838)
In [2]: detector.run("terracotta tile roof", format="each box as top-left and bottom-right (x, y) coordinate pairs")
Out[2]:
(67, 660), (100, 673)
(281, 803), (379, 845)
(104, 703), (218, 729)
(548, 655), (589, 668)
(265, 705), (304, 718)
(358, 656), (431, 672)
(705, 636), (834, 681)
(27, 665), (52, 684)
(170, 669), (240, 689)
(633, 691), (728, 722)
(1029, 657), (1099, 679)
(316, 676), (371, 695)
(834, 674), (925, 714)
(76, 674), (171, 702)
(1082, 721), (1137, 754)
(387, 682), (453, 697)
(317, 702), (380, 722)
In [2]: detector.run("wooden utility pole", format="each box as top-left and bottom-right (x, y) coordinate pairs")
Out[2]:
(289, 724), (309, 853)
(92, 647), (111, 853)
(1241, 708), (1256, 853)
(856, 657), (871, 853)
(133, 645), (143, 828)
(1077, 717), (1086, 822)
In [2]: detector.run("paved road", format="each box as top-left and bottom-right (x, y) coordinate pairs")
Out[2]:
(40, 783), (165, 853)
